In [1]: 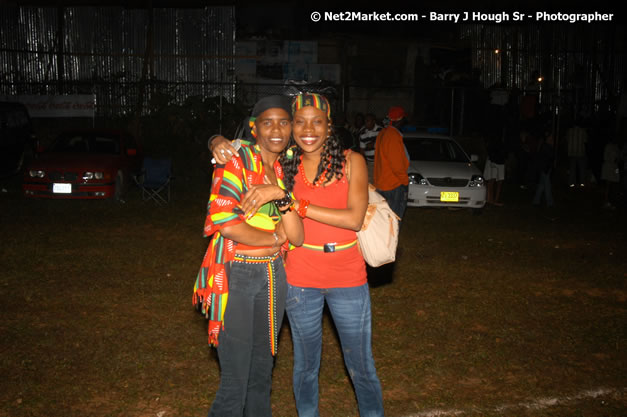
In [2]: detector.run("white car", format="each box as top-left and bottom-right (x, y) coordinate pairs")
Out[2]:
(403, 132), (486, 211)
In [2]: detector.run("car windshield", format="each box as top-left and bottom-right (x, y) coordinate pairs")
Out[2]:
(404, 137), (469, 163)
(52, 133), (121, 154)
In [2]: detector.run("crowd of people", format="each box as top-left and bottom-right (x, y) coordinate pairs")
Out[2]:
(334, 104), (626, 211)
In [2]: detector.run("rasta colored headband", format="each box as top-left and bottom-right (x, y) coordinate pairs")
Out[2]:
(292, 93), (331, 120)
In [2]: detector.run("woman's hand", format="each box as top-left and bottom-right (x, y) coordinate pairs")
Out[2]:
(272, 222), (288, 249)
(241, 183), (286, 217)
(210, 136), (239, 164)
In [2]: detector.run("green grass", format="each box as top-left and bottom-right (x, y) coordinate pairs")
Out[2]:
(1, 178), (625, 417)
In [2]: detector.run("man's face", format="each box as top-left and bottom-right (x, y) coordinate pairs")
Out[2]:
(365, 116), (376, 130)
(254, 108), (292, 154)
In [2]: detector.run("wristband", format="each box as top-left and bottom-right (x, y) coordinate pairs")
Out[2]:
(274, 189), (292, 211)
(278, 200), (294, 214)
(297, 199), (310, 218)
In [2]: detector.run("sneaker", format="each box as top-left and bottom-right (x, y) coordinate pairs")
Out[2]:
(569, 184), (576, 188)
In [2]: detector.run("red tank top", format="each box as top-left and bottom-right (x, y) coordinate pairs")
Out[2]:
(285, 159), (367, 288)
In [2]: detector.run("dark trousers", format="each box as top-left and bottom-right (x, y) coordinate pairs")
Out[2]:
(377, 184), (408, 220)
(208, 254), (287, 417)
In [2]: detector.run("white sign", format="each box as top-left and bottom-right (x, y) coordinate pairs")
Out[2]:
(0, 94), (96, 118)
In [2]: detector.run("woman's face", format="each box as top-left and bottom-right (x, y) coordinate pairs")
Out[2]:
(292, 106), (330, 154)
(254, 108), (292, 155)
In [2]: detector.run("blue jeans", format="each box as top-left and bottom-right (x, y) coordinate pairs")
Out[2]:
(533, 171), (554, 207)
(286, 283), (384, 417)
(377, 185), (407, 220)
(208, 254), (287, 417)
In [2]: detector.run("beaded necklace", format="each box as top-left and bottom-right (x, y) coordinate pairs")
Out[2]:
(298, 155), (331, 188)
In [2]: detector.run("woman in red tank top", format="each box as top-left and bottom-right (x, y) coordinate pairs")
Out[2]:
(280, 93), (384, 417)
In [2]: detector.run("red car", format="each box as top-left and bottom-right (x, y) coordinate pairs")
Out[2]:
(23, 129), (142, 200)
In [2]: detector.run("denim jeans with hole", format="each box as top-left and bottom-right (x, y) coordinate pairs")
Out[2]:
(208, 255), (286, 417)
(286, 283), (384, 417)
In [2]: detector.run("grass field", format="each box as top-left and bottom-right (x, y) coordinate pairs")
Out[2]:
(1, 174), (625, 417)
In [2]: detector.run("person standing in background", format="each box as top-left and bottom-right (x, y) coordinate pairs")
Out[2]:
(358, 113), (382, 182)
(374, 106), (409, 219)
(601, 137), (621, 209)
(532, 128), (555, 207)
(483, 134), (507, 206)
(566, 120), (588, 188)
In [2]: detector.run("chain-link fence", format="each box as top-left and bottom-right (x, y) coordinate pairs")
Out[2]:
(6, 75), (584, 148)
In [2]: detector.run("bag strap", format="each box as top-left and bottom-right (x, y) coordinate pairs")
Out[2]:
(345, 149), (352, 182)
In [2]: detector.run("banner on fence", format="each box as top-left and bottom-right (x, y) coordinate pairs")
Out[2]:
(0, 94), (96, 118)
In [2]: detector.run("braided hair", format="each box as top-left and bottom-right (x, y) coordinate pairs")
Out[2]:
(280, 93), (346, 192)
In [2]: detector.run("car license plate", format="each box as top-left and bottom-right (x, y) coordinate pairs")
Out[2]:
(440, 191), (459, 202)
(53, 183), (72, 194)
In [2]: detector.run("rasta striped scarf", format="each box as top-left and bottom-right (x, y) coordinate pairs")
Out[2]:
(292, 92), (331, 120)
(193, 141), (290, 355)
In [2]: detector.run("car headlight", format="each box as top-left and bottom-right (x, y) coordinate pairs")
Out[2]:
(82, 171), (104, 180)
(408, 172), (428, 185)
(29, 170), (45, 178)
(469, 174), (484, 187)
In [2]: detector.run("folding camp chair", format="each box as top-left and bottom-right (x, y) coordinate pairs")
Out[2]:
(134, 157), (172, 204)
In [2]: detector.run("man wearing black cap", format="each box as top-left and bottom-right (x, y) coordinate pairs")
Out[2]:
(208, 95), (293, 164)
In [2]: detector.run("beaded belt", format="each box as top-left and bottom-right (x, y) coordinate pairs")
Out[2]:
(233, 252), (281, 263)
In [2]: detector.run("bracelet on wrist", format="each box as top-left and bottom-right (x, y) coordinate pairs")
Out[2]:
(278, 200), (294, 214)
(297, 199), (310, 218)
(274, 189), (292, 211)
